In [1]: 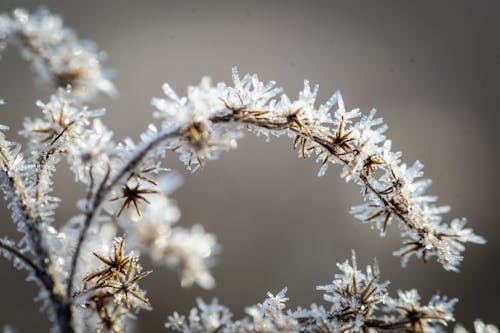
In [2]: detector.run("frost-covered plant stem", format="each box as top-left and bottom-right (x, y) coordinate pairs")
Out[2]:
(0, 143), (74, 332)
(146, 69), (485, 271)
(167, 252), (458, 333)
(65, 129), (181, 297)
(0, 225), (73, 333)
(0, 68), (77, 330)
(0, 239), (37, 271)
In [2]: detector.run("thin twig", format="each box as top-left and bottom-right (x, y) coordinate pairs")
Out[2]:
(66, 129), (181, 296)
(0, 239), (48, 287)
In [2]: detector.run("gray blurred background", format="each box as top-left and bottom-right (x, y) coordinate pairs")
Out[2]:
(0, 0), (499, 331)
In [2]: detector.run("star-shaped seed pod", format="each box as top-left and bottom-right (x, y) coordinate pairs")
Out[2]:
(111, 184), (158, 217)
(84, 236), (132, 285)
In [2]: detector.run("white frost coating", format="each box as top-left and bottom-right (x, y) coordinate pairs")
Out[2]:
(166, 252), (460, 333)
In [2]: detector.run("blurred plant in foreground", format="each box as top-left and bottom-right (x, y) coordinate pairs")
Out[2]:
(0, 7), (493, 333)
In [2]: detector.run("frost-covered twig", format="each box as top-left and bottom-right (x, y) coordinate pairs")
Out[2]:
(65, 128), (181, 297)
(0, 7), (115, 332)
(105, 68), (483, 271)
(0, 238), (43, 279)
(1, 119), (75, 333)
(0, 125), (63, 293)
(0, 237), (73, 332)
(0, 8), (115, 101)
(167, 252), (458, 333)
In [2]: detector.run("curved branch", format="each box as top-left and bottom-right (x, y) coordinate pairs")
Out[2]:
(0, 239), (44, 283)
(64, 97), (468, 293)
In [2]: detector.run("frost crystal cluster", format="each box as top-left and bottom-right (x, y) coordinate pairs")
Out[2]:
(0, 8), (115, 100)
(0, 7), (494, 333)
(167, 252), (458, 333)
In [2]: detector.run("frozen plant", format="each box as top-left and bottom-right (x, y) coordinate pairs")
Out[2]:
(0, 7), (494, 333)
